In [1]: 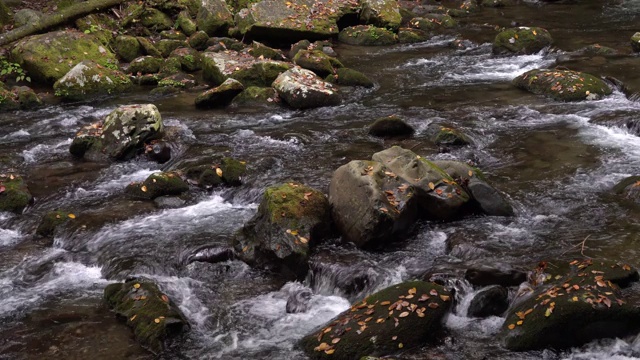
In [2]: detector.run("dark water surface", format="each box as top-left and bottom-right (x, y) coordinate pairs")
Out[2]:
(2, 0), (640, 359)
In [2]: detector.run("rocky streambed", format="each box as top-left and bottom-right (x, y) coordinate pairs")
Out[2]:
(2, 0), (640, 359)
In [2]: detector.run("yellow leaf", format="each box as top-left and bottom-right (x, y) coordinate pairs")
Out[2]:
(439, 295), (450, 302)
(508, 324), (515, 330)
(242, 245), (249, 252)
(154, 318), (161, 323)
(399, 311), (409, 318)
(216, 168), (223, 177)
(141, 185), (147, 192)
(130, 315), (137, 321)
(533, 30), (537, 35)
(298, 236), (308, 244)
(428, 182), (435, 190)
(133, 283), (141, 289)
(140, 296), (147, 300)
(314, 342), (331, 351)
(67, 213), (76, 219)
(468, 170), (473, 177)
(572, 296), (578, 302)
(325, 349), (335, 355)
(331, 338), (340, 344)
(398, 343), (403, 349)
(290, 230), (298, 236)
(516, 320), (523, 325)
(545, 307), (553, 317)
(408, 287), (416, 295)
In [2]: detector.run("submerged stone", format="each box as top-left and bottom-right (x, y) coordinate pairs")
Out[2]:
(368, 115), (414, 137)
(0, 174), (32, 214)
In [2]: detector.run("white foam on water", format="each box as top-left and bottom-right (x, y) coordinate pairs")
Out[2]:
(563, 338), (640, 360)
(67, 168), (157, 200)
(22, 138), (72, 163)
(233, 129), (303, 150)
(0, 227), (21, 247)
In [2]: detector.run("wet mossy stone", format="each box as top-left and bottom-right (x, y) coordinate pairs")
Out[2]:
(0, 174), (33, 214)
(233, 182), (331, 279)
(371, 146), (471, 221)
(113, 35), (143, 63)
(160, 30), (187, 41)
(408, 15), (457, 31)
(329, 160), (418, 248)
(104, 280), (189, 354)
(500, 260), (640, 351)
(36, 210), (73, 237)
(369, 115), (414, 137)
(249, 41), (286, 61)
(13, 9), (41, 28)
(11, 30), (117, 84)
(157, 72), (197, 89)
(188, 30), (210, 51)
(272, 67), (341, 109)
(293, 49), (340, 78)
(128, 56), (163, 75)
(0, 87), (20, 112)
(398, 28), (431, 44)
(289, 40), (311, 59)
(493, 26), (553, 55)
(202, 51), (293, 87)
(428, 124), (471, 146)
(196, 0), (234, 36)
(300, 281), (452, 359)
(231, 86), (279, 106)
(574, 44), (618, 56)
(75, 14), (117, 45)
(183, 157), (247, 188)
(0, 3), (10, 27)
(14, 86), (42, 110)
(465, 267), (527, 287)
(141, 8), (173, 31)
(157, 39), (187, 58)
(69, 123), (104, 158)
(542, 258), (640, 289)
(467, 285), (509, 318)
(101, 104), (164, 160)
(136, 37), (162, 58)
(632, 32), (640, 53)
(613, 175), (640, 206)
(513, 69), (612, 101)
(195, 78), (244, 109)
(338, 25), (398, 46)
(53, 60), (133, 101)
(177, 11), (197, 36)
(125, 172), (189, 200)
(326, 68), (374, 88)
(169, 47), (202, 72)
(159, 57), (183, 77)
(481, 0), (513, 7)
(359, 0), (402, 31)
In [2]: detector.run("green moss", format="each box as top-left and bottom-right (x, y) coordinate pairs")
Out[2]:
(0, 174), (33, 213)
(126, 172), (189, 200)
(184, 157), (247, 188)
(53, 60), (133, 101)
(493, 27), (553, 55)
(232, 61), (292, 87)
(141, 8), (174, 31)
(137, 37), (162, 58)
(128, 56), (163, 74)
(188, 31), (209, 50)
(232, 86), (278, 106)
(433, 126), (470, 146)
(113, 35), (143, 63)
(263, 182), (327, 224)
(398, 28), (430, 44)
(157, 39), (186, 58)
(327, 68), (374, 88)
(177, 11), (197, 36)
(338, 25), (397, 46)
(293, 50), (337, 77)
(513, 69), (612, 101)
(36, 210), (72, 237)
(409, 15), (457, 31)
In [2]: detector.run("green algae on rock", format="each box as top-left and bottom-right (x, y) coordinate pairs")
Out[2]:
(53, 60), (132, 101)
(338, 25), (398, 46)
(493, 26), (553, 55)
(113, 35), (142, 63)
(300, 281), (452, 359)
(128, 56), (163, 75)
(231, 86), (279, 106)
(293, 49), (341, 77)
(195, 78), (244, 108)
(326, 68), (374, 88)
(513, 69), (612, 101)
(183, 157), (247, 188)
(196, 0), (234, 36)
(125, 171), (189, 200)
(0, 173), (32, 214)
(359, 0), (402, 31)
(202, 50), (292, 87)
(36, 210), (74, 237)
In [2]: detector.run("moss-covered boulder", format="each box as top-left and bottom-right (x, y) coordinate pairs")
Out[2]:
(157, 39), (187, 58)
(102, 104), (164, 160)
(137, 37), (162, 58)
(368, 116), (414, 137)
(10, 30), (117, 84)
(573, 44), (618, 56)
(273, 67), (340, 109)
(398, 28), (431, 44)
(338, 25), (398, 46)
(69, 122), (104, 159)
(248, 41), (286, 61)
(231, 86), (279, 106)
(0, 87), (20, 112)
(53, 60), (132, 101)
(467, 285), (509, 318)
(427, 124), (471, 146)
(632, 32), (640, 53)
(493, 27), (553, 55)
(513, 69), (612, 101)
(195, 78), (244, 108)
(329, 160), (418, 248)
(541, 258), (640, 289)
(75, 13), (117, 45)
(293, 49), (341, 77)
(0, 174), (32, 214)
(233, 182), (331, 279)
(196, 0), (234, 36)
(360, 0), (402, 31)
(0, 85), (42, 112)
(289, 39), (312, 59)
(183, 157), (247, 188)
(160, 30), (187, 41)
(113, 35), (143, 63)
(177, 11), (198, 36)
(408, 15), (457, 31)
(156, 72), (197, 90)
(141, 8), (174, 31)
(104, 280), (189, 354)
(36, 210), (75, 237)
(128, 56), (163, 75)
(500, 259), (640, 351)
(188, 30), (210, 50)
(325, 68), (374, 88)
(300, 281), (452, 359)
(125, 172), (189, 200)
(613, 175), (640, 206)
(234, 0), (359, 42)
(169, 47), (202, 72)
(13, 9), (40, 28)
(202, 50), (292, 87)
(371, 146), (471, 220)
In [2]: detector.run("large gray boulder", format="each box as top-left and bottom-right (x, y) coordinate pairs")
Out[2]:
(202, 50), (292, 87)
(329, 160), (418, 248)
(360, 0), (402, 30)
(272, 67), (341, 109)
(53, 60), (132, 101)
(196, 0), (234, 36)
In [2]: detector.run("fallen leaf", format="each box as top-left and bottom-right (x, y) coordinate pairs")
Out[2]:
(0, 186), (5, 193)
(398, 343), (404, 349)
(304, 192), (313, 200)
(399, 311), (409, 318)
(154, 318), (161, 323)
(331, 338), (340, 344)
(133, 283), (141, 289)
(161, 295), (169, 303)
(430, 289), (438, 296)
(323, 327), (332, 334)
(468, 170), (473, 177)
(392, 335), (398, 340)
(314, 342), (331, 351)
(439, 295), (450, 302)
(141, 185), (147, 192)
(516, 320), (523, 325)
(67, 213), (76, 219)
(428, 302), (439, 309)
(130, 315), (137, 321)
(508, 324), (515, 330)
(298, 236), (309, 244)
(380, 301), (391, 306)
(428, 182), (435, 190)
(325, 349), (335, 355)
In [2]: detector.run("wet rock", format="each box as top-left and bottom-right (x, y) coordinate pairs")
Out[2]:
(36, 210), (74, 237)
(127, 56), (163, 75)
(0, 86), (20, 112)
(632, 32), (640, 53)
(467, 285), (509, 318)
(206, 37), (246, 52)
(102, 104), (164, 160)
(188, 30), (210, 51)
(542, 258), (640, 289)
(513, 69), (612, 101)
(156, 72), (197, 90)
(290, 40), (312, 59)
(137, 37), (162, 58)
(141, 8), (173, 31)
(329, 160), (418, 248)
(249, 41), (286, 61)
(500, 259), (640, 351)
(613, 175), (640, 206)
(13, 8), (41, 27)
(427, 124), (471, 146)
(326, 68), (374, 88)
(160, 30), (187, 41)
(398, 28), (431, 44)
(202, 50), (292, 87)
(371, 146), (471, 220)
(103, 280), (189, 354)
(465, 267), (527, 287)
(233, 182), (332, 279)
(183, 157), (247, 188)
(195, 78), (244, 108)
(0, 173), (33, 214)
(360, 0), (402, 31)
(13, 86), (42, 109)
(196, 0), (234, 36)
(338, 25), (398, 46)
(286, 287), (313, 313)
(177, 11), (197, 36)
(300, 281), (452, 360)
(493, 27), (553, 55)
(157, 39), (187, 58)
(153, 196), (187, 209)
(481, 0), (512, 7)
(183, 246), (234, 265)
(408, 15), (457, 31)
(231, 86), (279, 106)
(573, 44), (618, 56)
(293, 50), (341, 77)
(53, 60), (132, 101)
(69, 123), (104, 159)
(145, 141), (172, 163)
(11, 30), (117, 84)
(159, 57), (183, 77)
(169, 47), (202, 72)
(126, 172), (189, 200)
(273, 67), (341, 109)
(368, 115), (414, 137)
(113, 35), (143, 62)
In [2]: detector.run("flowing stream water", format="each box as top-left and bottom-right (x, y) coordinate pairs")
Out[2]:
(2, 1), (640, 359)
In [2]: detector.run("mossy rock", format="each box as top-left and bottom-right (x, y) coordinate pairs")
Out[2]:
(231, 86), (278, 106)
(359, 0), (402, 31)
(293, 49), (340, 77)
(300, 281), (452, 360)
(196, 0), (234, 36)
(11, 30), (117, 84)
(13, 9), (40, 28)
(75, 14), (117, 45)
(159, 57), (183, 77)
(273, 67), (340, 109)
(169, 47), (202, 72)
(631, 32), (640, 53)
(513, 69), (612, 101)
(0, 174), (33, 213)
(575, 44), (618, 56)
(0, 87), (20, 112)
(36, 210), (74, 237)
(500, 260), (640, 351)
(195, 78), (244, 108)
(101, 104), (164, 160)
(126, 172), (189, 200)
(398, 28), (431, 44)
(14, 86), (42, 109)
(188, 31), (210, 51)
(338, 25), (398, 46)
(408, 15), (457, 31)
(183, 157), (247, 188)
(428, 124), (471, 146)
(481, 0), (513, 7)
(141, 8), (174, 31)
(53, 60), (133, 101)
(542, 258), (640, 289)
(493, 26), (553, 55)
(104, 280), (189, 354)
(160, 30), (187, 41)
(289, 39), (311, 59)
(137, 37), (162, 58)
(613, 176), (640, 206)
(128, 56), (163, 74)
(326, 68), (374, 88)
(0, 0), (12, 26)
(157, 72), (197, 89)
(233, 182), (331, 279)
(157, 39), (187, 58)
(368, 115), (414, 137)
(249, 41), (286, 61)
(69, 123), (104, 158)
(113, 35), (143, 63)
(177, 11), (198, 36)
